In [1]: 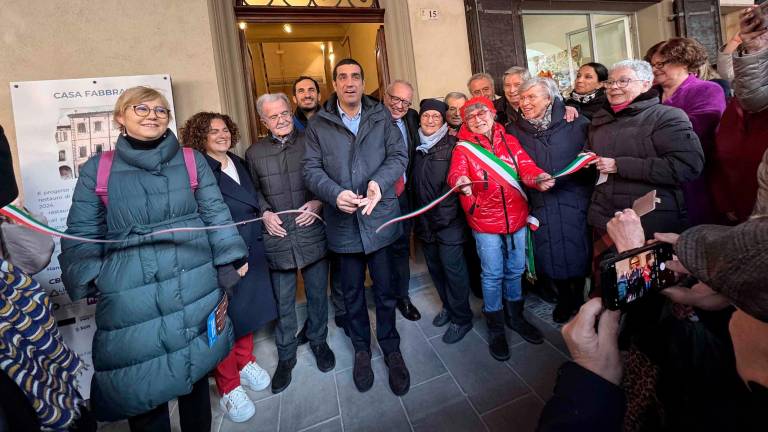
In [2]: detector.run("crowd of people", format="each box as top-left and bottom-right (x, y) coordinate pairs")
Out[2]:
(1, 4), (767, 431)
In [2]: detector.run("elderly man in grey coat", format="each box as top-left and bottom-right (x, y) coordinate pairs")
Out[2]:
(303, 58), (411, 396)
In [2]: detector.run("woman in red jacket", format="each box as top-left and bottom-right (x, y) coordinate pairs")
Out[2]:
(447, 96), (554, 361)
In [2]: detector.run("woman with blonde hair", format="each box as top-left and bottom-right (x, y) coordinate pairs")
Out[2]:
(60, 86), (247, 431)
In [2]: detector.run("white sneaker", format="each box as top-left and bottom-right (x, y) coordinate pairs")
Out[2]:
(239, 361), (271, 392)
(220, 386), (256, 423)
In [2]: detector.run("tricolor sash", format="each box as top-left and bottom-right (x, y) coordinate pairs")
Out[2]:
(454, 141), (528, 201)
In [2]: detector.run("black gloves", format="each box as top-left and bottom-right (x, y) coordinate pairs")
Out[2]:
(217, 264), (241, 297)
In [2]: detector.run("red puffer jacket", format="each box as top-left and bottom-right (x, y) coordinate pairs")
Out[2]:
(447, 122), (545, 234)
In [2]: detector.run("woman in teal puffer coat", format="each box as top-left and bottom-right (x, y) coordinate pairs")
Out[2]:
(59, 86), (247, 430)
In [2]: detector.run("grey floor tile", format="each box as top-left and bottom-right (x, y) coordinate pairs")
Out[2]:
(300, 416), (343, 432)
(253, 336), (281, 372)
(336, 357), (411, 432)
(398, 320), (447, 386)
(279, 354), (339, 432)
(431, 330), (530, 414)
(409, 289), (448, 338)
(507, 341), (568, 400)
(219, 394), (280, 432)
(482, 394), (544, 432)
(402, 374), (485, 432)
(526, 313), (569, 358)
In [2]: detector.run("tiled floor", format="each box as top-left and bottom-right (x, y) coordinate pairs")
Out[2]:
(99, 288), (570, 432)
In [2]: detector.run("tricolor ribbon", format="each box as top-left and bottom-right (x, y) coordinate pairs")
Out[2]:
(553, 152), (598, 177)
(0, 204), (323, 244)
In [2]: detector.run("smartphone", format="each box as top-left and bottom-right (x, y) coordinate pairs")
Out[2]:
(601, 242), (677, 310)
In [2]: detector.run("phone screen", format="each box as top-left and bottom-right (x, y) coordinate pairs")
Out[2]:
(601, 243), (677, 310)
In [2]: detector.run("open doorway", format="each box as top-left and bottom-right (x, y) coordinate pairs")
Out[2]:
(242, 22), (386, 136)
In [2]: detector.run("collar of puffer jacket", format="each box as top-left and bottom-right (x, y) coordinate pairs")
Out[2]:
(115, 129), (182, 172)
(591, 88), (660, 126)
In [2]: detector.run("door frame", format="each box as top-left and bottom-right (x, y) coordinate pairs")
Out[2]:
(233, 2), (387, 139)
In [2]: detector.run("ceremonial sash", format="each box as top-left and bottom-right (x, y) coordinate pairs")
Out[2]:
(454, 141), (529, 201)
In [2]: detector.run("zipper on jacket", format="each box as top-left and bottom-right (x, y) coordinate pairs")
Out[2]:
(500, 186), (511, 235)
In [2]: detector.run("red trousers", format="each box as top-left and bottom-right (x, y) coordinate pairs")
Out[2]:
(214, 334), (256, 395)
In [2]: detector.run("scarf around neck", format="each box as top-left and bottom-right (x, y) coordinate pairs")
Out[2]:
(524, 103), (553, 131)
(417, 122), (449, 153)
(569, 89), (600, 104)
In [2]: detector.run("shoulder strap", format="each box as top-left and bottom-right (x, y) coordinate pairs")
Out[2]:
(95, 151), (116, 206)
(182, 147), (198, 192)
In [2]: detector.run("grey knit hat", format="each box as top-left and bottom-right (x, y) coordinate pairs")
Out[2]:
(675, 217), (768, 323)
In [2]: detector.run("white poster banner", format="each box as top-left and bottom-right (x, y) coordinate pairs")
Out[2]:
(9, 74), (176, 398)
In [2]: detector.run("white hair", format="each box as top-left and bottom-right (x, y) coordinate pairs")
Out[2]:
(611, 60), (654, 82)
(502, 66), (531, 81)
(256, 93), (291, 119)
(386, 79), (414, 94)
(518, 77), (559, 101)
(467, 73), (495, 91)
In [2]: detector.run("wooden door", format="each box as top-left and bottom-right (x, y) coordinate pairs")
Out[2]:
(375, 25), (390, 99)
(673, 0), (723, 63)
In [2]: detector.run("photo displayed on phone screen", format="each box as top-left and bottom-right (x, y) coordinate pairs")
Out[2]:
(605, 244), (677, 308)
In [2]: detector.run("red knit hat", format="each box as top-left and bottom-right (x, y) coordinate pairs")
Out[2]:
(460, 96), (496, 123)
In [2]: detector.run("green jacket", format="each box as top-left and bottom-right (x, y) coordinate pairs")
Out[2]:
(59, 131), (246, 421)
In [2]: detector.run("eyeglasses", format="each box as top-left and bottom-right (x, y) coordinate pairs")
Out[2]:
(420, 113), (443, 122)
(604, 78), (645, 88)
(266, 111), (291, 123)
(387, 93), (412, 108)
(131, 104), (169, 119)
(651, 61), (668, 70)
(465, 109), (491, 124)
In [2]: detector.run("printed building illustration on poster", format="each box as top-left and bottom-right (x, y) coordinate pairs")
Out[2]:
(56, 107), (120, 179)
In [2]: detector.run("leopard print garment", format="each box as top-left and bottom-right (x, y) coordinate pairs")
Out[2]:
(621, 346), (664, 432)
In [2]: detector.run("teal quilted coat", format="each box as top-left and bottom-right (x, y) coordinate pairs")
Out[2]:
(59, 131), (247, 421)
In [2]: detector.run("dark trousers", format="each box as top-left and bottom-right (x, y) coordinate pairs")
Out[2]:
(338, 247), (401, 355)
(270, 258), (329, 360)
(127, 377), (210, 432)
(463, 235), (483, 297)
(390, 193), (412, 300)
(328, 252), (347, 316)
(422, 241), (473, 325)
(389, 193), (413, 299)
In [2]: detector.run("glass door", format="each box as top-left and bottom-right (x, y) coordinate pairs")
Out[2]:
(523, 12), (634, 94)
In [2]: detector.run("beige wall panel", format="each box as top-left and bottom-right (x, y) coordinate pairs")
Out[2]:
(0, 0), (221, 192)
(406, 0), (473, 101)
(636, 0), (676, 56)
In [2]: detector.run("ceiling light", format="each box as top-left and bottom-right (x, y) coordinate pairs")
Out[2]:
(238, 22), (247, 30)
(282, 23), (292, 33)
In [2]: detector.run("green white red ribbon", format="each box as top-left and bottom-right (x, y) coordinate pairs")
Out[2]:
(553, 152), (598, 177)
(0, 204), (322, 244)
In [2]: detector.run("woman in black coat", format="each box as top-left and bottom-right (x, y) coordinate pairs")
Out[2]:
(411, 99), (474, 344)
(508, 78), (594, 323)
(565, 62), (608, 119)
(180, 112), (277, 423)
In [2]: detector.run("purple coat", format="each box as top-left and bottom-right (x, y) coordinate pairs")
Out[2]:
(663, 74), (726, 225)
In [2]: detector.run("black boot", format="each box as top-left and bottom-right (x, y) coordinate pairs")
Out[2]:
(505, 299), (543, 344)
(485, 311), (510, 361)
(271, 357), (297, 394)
(552, 280), (573, 324)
